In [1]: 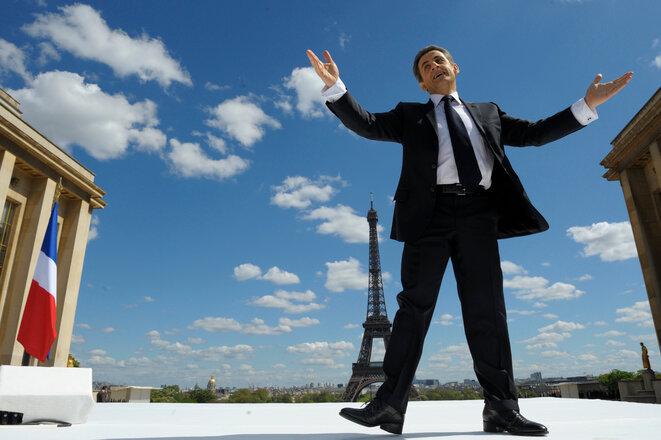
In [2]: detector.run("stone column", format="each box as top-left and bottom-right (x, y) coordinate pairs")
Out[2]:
(620, 167), (661, 350)
(0, 177), (56, 365)
(0, 150), (16, 211)
(650, 140), (661, 189)
(0, 150), (17, 321)
(44, 198), (92, 367)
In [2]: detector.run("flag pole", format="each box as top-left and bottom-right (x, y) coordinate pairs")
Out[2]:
(20, 178), (62, 366)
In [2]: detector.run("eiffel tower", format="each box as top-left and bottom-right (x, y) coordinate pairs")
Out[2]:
(342, 194), (392, 402)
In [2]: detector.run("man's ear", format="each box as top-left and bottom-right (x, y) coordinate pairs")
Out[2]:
(454, 64), (460, 75)
(419, 82), (428, 92)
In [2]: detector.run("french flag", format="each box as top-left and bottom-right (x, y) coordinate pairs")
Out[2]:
(17, 203), (58, 362)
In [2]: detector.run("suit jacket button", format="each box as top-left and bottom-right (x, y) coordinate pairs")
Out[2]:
(430, 186), (436, 193)
(431, 163), (437, 169)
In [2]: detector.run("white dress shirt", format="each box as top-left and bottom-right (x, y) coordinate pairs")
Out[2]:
(322, 78), (597, 189)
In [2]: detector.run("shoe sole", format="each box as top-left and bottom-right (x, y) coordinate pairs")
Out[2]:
(339, 411), (403, 435)
(483, 421), (548, 436)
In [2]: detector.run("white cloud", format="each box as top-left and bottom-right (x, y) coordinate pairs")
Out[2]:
(577, 354), (599, 362)
(147, 331), (255, 361)
(233, 263), (262, 281)
(654, 55), (661, 69)
(325, 257), (367, 292)
(504, 275), (584, 301)
(538, 320), (585, 333)
(37, 41), (60, 65)
(205, 82), (230, 92)
(206, 96), (280, 147)
(271, 175), (340, 209)
(10, 71), (166, 160)
(144, 296), (155, 302)
(593, 321), (608, 326)
(429, 343), (471, 364)
(251, 290), (325, 314)
(606, 340), (626, 347)
(0, 38), (32, 82)
(578, 274), (593, 281)
(262, 267), (301, 285)
(70, 334), (85, 344)
(567, 221), (637, 262)
(595, 330), (626, 337)
(167, 139), (250, 180)
(188, 316), (293, 335)
(102, 327), (115, 333)
(520, 332), (572, 350)
(305, 204), (380, 243)
(188, 317), (243, 333)
(233, 264), (300, 285)
(509, 310), (536, 316)
(278, 317), (320, 328)
(543, 313), (559, 319)
(344, 323), (359, 329)
(23, 4), (191, 87)
(501, 261), (527, 275)
(87, 355), (124, 367)
(286, 341), (354, 358)
(89, 349), (107, 356)
(282, 67), (327, 118)
(616, 301), (653, 327)
(540, 350), (569, 359)
(87, 215), (100, 242)
(339, 33), (351, 49)
(205, 133), (227, 154)
(435, 313), (459, 326)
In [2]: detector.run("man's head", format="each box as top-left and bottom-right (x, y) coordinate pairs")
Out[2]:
(413, 45), (459, 95)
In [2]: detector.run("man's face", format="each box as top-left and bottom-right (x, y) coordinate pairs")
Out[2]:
(417, 50), (459, 95)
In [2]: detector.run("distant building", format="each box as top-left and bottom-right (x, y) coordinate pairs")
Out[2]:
(413, 379), (440, 387)
(530, 372), (542, 383)
(0, 87), (106, 367)
(207, 375), (216, 391)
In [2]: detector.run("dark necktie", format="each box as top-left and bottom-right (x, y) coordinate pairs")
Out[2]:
(442, 95), (482, 190)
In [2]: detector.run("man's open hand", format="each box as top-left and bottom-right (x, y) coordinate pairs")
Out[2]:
(584, 71), (634, 110)
(307, 49), (339, 88)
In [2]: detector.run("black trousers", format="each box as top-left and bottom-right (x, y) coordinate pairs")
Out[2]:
(376, 191), (519, 413)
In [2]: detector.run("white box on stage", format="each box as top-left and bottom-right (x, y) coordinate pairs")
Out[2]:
(0, 365), (94, 424)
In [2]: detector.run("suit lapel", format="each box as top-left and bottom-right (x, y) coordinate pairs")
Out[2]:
(421, 100), (439, 145)
(463, 101), (504, 162)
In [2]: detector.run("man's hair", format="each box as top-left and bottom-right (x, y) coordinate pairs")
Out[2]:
(413, 45), (454, 83)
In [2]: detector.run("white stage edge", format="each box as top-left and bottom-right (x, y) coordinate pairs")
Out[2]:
(0, 365), (94, 424)
(0, 397), (660, 439)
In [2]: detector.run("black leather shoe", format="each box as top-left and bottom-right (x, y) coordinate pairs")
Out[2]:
(483, 408), (548, 436)
(339, 398), (404, 434)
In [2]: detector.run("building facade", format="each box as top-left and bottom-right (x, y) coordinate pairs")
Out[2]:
(0, 87), (106, 367)
(601, 87), (661, 352)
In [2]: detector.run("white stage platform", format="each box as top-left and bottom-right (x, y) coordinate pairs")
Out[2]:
(1, 397), (660, 439)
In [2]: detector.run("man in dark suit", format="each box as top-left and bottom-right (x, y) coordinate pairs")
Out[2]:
(307, 46), (631, 436)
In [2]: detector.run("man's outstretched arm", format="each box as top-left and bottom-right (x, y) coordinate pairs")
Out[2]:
(307, 49), (339, 88)
(584, 71), (633, 110)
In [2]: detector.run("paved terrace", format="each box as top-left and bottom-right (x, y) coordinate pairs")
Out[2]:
(1, 397), (660, 440)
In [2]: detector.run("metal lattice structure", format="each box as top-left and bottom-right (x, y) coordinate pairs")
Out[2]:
(342, 195), (392, 402)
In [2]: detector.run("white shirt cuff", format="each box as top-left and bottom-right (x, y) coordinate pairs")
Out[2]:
(571, 97), (598, 126)
(322, 78), (347, 102)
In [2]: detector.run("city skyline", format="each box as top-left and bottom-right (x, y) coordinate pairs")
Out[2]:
(1, 0), (660, 388)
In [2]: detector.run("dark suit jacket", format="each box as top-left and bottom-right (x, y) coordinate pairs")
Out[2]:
(327, 92), (584, 242)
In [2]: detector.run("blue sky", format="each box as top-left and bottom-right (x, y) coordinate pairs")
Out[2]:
(1, 0), (660, 388)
